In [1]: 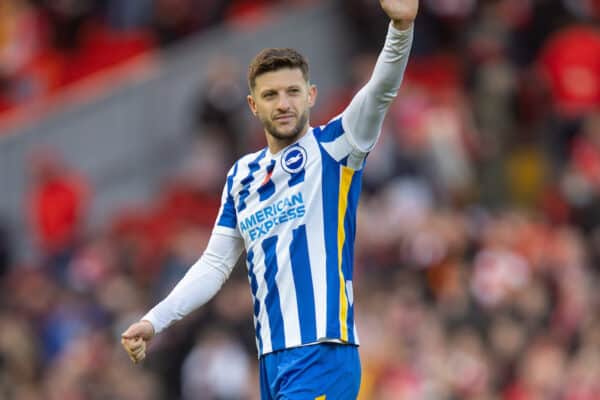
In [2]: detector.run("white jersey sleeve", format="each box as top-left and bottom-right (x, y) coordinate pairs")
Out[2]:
(142, 230), (244, 334)
(141, 169), (244, 334)
(341, 23), (414, 153)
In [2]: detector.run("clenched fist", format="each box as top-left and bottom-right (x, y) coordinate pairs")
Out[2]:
(121, 320), (155, 364)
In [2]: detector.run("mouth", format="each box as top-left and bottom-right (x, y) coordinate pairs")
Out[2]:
(274, 114), (295, 122)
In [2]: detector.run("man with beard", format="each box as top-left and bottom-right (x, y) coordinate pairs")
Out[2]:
(122, 1), (418, 398)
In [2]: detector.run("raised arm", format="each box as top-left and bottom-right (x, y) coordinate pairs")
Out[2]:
(342, 0), (418, 152)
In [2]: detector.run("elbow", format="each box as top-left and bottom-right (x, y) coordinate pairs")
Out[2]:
(202, 251), (234, 281)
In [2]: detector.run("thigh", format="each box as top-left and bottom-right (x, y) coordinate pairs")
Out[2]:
(276, 344), (361, 400)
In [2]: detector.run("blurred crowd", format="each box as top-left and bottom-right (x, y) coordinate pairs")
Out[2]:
(0, 0), (315, 118)
(343, 1), (600, 398)
(1, 0), (600, 399)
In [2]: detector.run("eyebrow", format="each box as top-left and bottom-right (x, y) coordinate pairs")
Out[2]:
(260, 89), (277, 97)
(259, 84), (303, 97)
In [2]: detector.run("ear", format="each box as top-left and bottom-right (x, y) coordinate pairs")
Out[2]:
(247, 94), (257, 116)
(308, 84), (318, 108)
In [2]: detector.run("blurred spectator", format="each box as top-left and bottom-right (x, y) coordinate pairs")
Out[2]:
(423, 0), (476, 19)
(537, 24), (600, 119)
(27, 149), (90, 280)
(562, 111), (600, 231)
(66, 233), (119, 293)
(467, 0), (519, 137)
(42, 331), (163, 400)
(104, 0), (154, 31)
(0, 220), (11, 278)
(181, 327), (252, 400)
(503, 139), (549, 209)
(177, 133), (233, 196)
(152, 224), (211, 302)
(39, 289), (106, 361)
(0, 0), (44, 78)
(570, 112), (600, 191)
(151, 0), (204, 46)
(39, 0), (98, 52)
(470, 247), (530, 309)
(504, 337), (568, 400)
(0, 313), (39, 394)
(0, 0), (48, 111)
(562, 0), (600, 20)
(193, 55), (248, 161)
(340, 0), (391, 54)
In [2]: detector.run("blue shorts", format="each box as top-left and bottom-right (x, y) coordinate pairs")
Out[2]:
(259, 343), (361, 400)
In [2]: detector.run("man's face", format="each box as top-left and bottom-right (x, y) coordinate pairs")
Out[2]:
(248, 68), (317, 144)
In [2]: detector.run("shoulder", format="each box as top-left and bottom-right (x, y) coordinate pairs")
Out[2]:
(229, 147), (269, 176)
(314, 113), (368, 167)
(312, 114), (345, 144)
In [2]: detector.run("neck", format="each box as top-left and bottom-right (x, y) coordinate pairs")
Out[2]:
(266, 124), (310, 154)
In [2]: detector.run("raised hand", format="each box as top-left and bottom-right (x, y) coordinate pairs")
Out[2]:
(380, 0), (419, 30)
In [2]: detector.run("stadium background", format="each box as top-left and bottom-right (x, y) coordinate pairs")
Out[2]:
(1, 0), (600, 398)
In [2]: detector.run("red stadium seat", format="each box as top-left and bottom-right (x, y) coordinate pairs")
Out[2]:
(61, 23), (155, 86)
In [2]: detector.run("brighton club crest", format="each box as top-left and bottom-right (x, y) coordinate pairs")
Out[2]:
(281, 146), (307, 174)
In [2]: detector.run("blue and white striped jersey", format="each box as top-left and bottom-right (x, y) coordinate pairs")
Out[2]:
(142, 23), (413, 358)
(214, 117), (367, 355)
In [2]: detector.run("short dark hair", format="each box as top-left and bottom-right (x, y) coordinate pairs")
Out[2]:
(248, 48), (309, 91)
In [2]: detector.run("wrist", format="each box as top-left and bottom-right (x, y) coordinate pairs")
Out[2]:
(391, 19), (413, 31)
(140, 319), (156, 338)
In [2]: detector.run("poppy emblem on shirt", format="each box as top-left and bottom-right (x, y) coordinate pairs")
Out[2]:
(281, 146), (307, 174)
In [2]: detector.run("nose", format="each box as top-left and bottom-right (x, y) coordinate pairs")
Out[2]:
(276, 94), (291, 111)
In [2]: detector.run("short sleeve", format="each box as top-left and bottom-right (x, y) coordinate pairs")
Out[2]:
(316, 116), (369, 171)
(214, 163), (242, 238)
